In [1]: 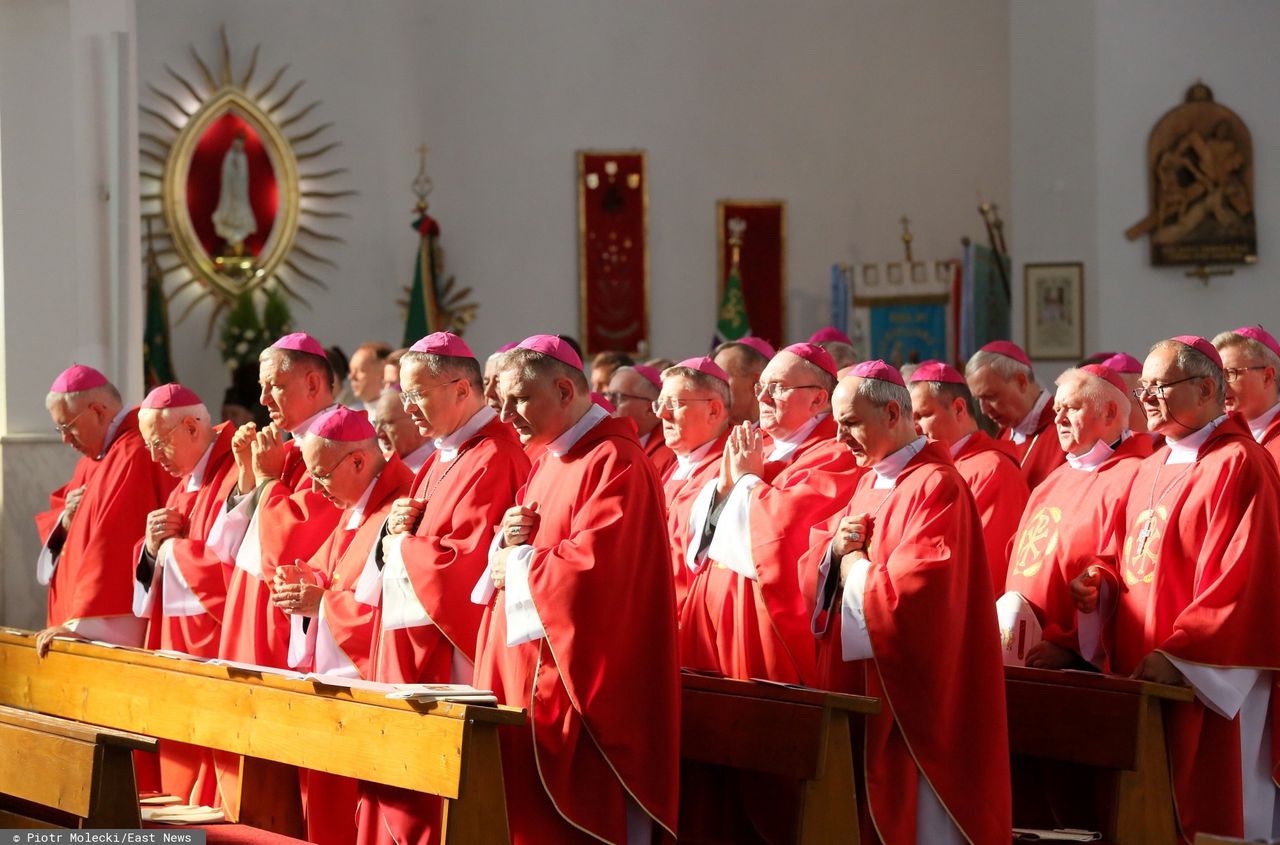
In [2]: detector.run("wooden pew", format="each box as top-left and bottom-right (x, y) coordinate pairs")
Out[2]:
(678, 672), (880, 845)
(0, 630), (523, 844)
(1006, 665), (1194, 845)
(0, 703), (156, 830)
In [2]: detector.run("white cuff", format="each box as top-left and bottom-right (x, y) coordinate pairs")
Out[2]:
(706, 474), (763, 581)
(288, 610), (317, 671)
(503, 545), (545, 647)
(35, 513), (65, 586)
(207, 492), (253, 565)
(1076, 579), (1114, 666)
(839, 556), (875, 662)
(1166, 656), (1260, 720)
(312, 610), (359, 678)
(132, 548), (160, 619)
(65, 615), (147, 647)
(685, 480), (718, 573)
(231, 502), (265, 580)
(160, 540), (207, 618)
(470, 530), (506, 606)
(382, 534), (435, 630)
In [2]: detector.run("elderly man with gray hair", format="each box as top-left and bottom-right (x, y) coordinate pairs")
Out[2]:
(1213, 325), (1280, 465)
(965, 340), (1066, 489)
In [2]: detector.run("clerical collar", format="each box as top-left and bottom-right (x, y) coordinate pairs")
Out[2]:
(768, 412), (827, 462)
(186, 438), (216, 492)
(402, 440), (436, 472)
(435, 405), (496, 462)
(345, 474), (379, 530)
(1165, 414), (1226, 465)
(1248, 401), (1280, 443)
(1011, 390), (1050, 443)
(291, 404), (339, 439)
(873, 436), (927, 489)
(547, 403), (609, 458)
(672, 435), (718, 481)
(949, 432), (973, 457)
(1066, 435), (1119, 472)
(96, 407), (130, 460)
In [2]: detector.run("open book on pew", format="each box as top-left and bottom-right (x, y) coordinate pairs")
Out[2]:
(303, 672), (498, 704)
(1013, 829), (1101, 842)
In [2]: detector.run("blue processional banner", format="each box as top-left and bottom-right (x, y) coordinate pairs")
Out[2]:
(868, 301), (947, 366)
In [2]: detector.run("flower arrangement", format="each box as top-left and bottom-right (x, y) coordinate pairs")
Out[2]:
(217, 286), (293, 371)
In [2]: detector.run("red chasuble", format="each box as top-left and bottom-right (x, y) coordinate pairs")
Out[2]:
(951, 429), (1029, 593)
(706, 416), (862, 685)
(473, 416), (679, 845)
(663, 432), (728, 615)
(218, 441), (343, 668)
(359, 419), (529, 845)
(810, 441), (1011, 845)
(1255, 410), (1280, 467)
(1003, 434), (1149, 659)
(1110, 416), (1280, 840)
(42, 409), (178, 626)
(643, 430), (678, 479)
(999, 399), (1066, 491)
(131, 423), (237, 806)
(294, 456), (412, 845)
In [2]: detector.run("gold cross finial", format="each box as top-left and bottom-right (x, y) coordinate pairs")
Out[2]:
(900, 214), (914, 262)
(412, 143), (433, 212)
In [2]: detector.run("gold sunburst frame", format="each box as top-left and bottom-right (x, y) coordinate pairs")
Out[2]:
(140, 25), (351, 338)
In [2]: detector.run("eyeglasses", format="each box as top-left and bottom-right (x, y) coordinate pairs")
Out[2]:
(146, 424), (182, 453)
(1224, 366), (1267, 384)
(754, 382), (823, 400)
(651, 397), (713, 414)
(604, 391), (652, 406)
(308, 450), (355, 484)
(401, 378), (462, 406)
(1132, 375), (1199, 401)
(53, 407), (91, 436)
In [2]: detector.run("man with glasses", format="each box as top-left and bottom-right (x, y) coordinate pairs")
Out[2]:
(1072, 335), (1280, 841)
(606, 364), (675, 476)
(357, 331), (529, 845)
(125, 383), (237, 806)
(35, 365), (176, 654)
(1213, 325), (1280, 464)
(685, 342), (861, 685)
(267, 406), (413, 845)
(965, 340), (1066, 490)
(374, 386), (434, 472)
(472, 334), (677, 845)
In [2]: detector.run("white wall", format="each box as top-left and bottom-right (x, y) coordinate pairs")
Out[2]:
(1012, 0), (1280, 385)
(134, 0), (1010, 406)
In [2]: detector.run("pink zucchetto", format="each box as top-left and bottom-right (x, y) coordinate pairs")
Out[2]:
(591, 392), (615, 413)
(781, 342), (838, 378)
(1101, 353), (1143, 374)
(737, 336), (776, 359)
(808, 327), (853, 346)
(269, 332), (326, 358)
(409, 331), (475, 359)
(1078, 364), (1128, 396)
(908, 360), (966, 385)
(50, 364), (108, 394)
(1170, 335), (1223, 369)
(1232, 325), (1280, 359)
(978, 340), (1031, 369)
(141, 384), (202, 409)
(516, 334), (583, 370)
(313, 406), (377, 442)
(632, 365), (663, 388)
(495, 341), (519, 354)
(671, 356), (729, 384)
(849, 359), (906, 388)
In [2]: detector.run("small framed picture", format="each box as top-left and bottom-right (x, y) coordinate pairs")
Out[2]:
(1024, 262), (1084, 360)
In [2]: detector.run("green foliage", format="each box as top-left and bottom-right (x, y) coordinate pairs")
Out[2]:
(218, 287), (293, 371)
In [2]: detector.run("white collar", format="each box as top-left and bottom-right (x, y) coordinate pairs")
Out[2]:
(435, 405), (497, 462)
(548, 404), (609, 458)
(1249, 401), (1280, 443)
(1012, 390), (1051, 441)
(949, 432), (973, 457)
(1065, 432), (1125, 472)
(767, 412), (827, 462)
(1165, 414), (1226, 465)
(344, 474), (379, 530)
(672, 435), (719, 481)
(290, 403), (339, 439)
(402, 440), (437, 472)
(873, 436), (927, 489)
(186, 438), (217, 492)
(97, 407), (130, 460)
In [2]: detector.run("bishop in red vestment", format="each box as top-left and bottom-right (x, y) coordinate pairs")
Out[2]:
(132, 385), (238, 805)
(809, 360), (1010, 845)
(966, 340), (1066, 489)
(1001, 365), (1149, 670)
(712, 336), (773, 426)
(606, 364), (676, 477)
(473, 335), (678, 845)
(35, 366), (177, 652)
(357, 333), (530, 845)
(685, 343), (861, 684)
(1214, 325), (1280, 465)
(1076, 336), (1280, 841)
(908, 360), (1028, 592)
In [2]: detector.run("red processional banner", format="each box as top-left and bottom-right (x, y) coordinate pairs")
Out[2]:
(717, 200), (786, 348)
(577, 151), (648, 355)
